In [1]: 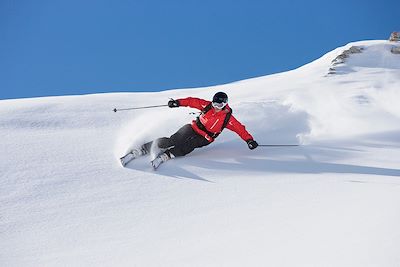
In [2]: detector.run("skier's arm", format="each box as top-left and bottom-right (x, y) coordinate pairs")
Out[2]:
(174, 97), (210, 111)
(226, 115), (258, 149)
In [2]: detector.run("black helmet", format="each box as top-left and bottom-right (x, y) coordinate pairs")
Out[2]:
(212, 92), (228, 104)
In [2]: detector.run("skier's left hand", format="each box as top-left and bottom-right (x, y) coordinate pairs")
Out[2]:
(247, 139), (258, 150)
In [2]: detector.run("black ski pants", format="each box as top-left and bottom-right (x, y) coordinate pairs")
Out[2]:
(143, 124), (210, 157)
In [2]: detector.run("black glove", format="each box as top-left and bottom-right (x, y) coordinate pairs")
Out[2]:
(247, 139), (258, 150)
(168, 99), (180, 108)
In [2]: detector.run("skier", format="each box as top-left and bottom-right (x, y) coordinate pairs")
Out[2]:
(120, 92), (259, 169)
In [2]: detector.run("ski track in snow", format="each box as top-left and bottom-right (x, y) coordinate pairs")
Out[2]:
(1, 40), (400, 267)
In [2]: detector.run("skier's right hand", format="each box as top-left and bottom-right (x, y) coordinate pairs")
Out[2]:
(168, 99), (180, 108)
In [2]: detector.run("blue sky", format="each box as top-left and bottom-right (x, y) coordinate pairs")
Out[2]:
(0, 0), (398, 100)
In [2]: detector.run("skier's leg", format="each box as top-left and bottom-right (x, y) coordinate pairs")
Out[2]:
(151, 127), (209, 169)
(155, 137), (174, 149)
(142, 137), (175, 155)
(168, 128), (210, 157)
(141, 141), (153, 153)
(159, 124), (193, 148)
(142, 137), (173, 153)
(144, 124), (193, 152)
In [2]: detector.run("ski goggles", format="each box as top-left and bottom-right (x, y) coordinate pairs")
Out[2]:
(212, 101), (227, 109)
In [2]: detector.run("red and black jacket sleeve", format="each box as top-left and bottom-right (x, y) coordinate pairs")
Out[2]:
(226, 115), (254, 142)
(176, 97), (211, 110)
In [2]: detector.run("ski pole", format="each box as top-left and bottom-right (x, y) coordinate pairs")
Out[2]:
(258, 144), (300, 147)
(113, 104), (168, 112)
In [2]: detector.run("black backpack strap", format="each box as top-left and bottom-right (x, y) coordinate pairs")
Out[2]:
(220, 108), (232, 131)
(195, 104), (232, 139)
(202, 103), (213, 114)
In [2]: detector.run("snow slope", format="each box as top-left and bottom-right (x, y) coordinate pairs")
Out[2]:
(1, 40), (400, 267)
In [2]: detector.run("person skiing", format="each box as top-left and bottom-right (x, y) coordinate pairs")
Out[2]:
(120, 92), (258, 169)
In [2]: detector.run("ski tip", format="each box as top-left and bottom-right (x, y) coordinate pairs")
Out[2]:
(150, 162), (157, 171)
(119, 159), (126, 167)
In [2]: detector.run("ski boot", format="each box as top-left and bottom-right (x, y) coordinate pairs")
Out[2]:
(120, 146), (148, 167)
(151, 152), (171, 170)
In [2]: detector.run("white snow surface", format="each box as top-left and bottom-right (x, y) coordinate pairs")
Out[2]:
(1, 40), (400, 266)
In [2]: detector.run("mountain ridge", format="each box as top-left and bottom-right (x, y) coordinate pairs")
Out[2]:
(1, 39), (400, 267)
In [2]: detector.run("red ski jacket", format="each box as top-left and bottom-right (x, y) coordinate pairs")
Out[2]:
(177, 97), (253, 143)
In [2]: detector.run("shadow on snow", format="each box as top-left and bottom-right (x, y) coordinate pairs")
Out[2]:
(123, 139), (400, 182)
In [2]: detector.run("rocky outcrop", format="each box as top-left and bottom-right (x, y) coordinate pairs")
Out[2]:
(389, 32), (399, 42)
(328, 46), (364, 75)
(388, 32), (399, 54)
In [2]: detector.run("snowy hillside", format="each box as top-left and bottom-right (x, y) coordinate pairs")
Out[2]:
(1, 40), (400, 267)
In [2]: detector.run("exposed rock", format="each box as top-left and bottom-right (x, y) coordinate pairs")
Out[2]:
(389, 31), (399, 42)
(331, 46), (364, 67)
(346, 46), (363, 54)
